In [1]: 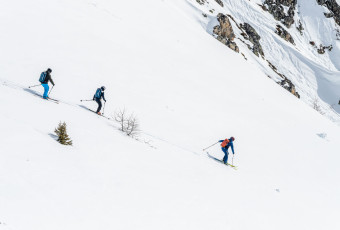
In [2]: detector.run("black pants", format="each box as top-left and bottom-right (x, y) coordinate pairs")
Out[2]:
(95, 98), (102, 113)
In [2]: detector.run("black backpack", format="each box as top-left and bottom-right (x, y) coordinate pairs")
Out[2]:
(39, 72), (47, 83)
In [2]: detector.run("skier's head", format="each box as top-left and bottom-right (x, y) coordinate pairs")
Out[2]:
(230, 137), (235, 141)
(101, 86), (106, 91)
(47, 68), (52, 73)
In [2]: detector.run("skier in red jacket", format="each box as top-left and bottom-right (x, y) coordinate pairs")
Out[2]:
(218, 137), (235, 164)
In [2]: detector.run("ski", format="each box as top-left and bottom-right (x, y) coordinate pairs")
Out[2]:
(38, 96), (59, 104)
(227, 163), (237, 169)
(36, 95), (59, 104)
(45, 98), (59, 104)
(47, 97), (59, 103)
(87, 108), (110, 120)
(25, 88), (59, 104)
(206, 152), (237, 169)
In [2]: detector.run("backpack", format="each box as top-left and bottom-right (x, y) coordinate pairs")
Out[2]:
(221, 139), (230, 148)
(39, 72), (47, 83)
(94, 88), (102, 99)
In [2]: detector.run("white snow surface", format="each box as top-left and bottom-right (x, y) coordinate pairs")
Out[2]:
(0, 0), (340, 230)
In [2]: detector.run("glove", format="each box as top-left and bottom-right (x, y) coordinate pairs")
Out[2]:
(104, 100), (107, 102)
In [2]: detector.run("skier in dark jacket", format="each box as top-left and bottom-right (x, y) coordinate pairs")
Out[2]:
(41, 68), (55, 99)
(219, 137), (235, 164)
(93, 86), (106, 115)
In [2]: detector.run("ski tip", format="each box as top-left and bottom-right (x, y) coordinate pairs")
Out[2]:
(227, 164), (238, 169)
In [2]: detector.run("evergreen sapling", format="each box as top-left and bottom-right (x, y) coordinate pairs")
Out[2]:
(54, 122), (73, 146)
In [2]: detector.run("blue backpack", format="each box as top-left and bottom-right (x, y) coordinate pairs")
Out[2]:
(94, 88), (102, 99)
(39, 72), (47, 83)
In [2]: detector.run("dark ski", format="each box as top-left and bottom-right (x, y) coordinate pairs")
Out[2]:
(206, 152), (237, 169)
(87, 108), (110, 120)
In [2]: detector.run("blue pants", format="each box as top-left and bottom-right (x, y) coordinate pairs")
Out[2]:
(42, 84), (49, 99)
(221, 147), (229, 164)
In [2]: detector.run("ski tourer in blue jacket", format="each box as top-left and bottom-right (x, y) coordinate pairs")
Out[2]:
(40, 68), (54, 99)
(93, 86), (106, 115)
(219, 137), (235, 164)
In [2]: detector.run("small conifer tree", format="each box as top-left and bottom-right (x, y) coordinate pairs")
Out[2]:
(54, 122), (73, 146)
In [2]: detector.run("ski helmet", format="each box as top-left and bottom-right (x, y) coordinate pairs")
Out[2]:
(47, 68), (52, 73)
(101, 86), (106, 91)
(231, 137), (235, 141)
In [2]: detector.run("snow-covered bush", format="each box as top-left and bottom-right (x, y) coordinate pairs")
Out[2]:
(113, 109), (140, 137)
(54, 122), (73, 145)
(313, 98), (324, 114)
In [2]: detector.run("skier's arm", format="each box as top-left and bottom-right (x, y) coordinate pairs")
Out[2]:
(230, 143), (235, 154)
(50, 77), (55, 86)
(102, 93), (106, 102)
(218, 140), (224, 143)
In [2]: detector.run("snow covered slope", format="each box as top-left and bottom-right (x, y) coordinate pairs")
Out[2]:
(0, 0), (340, 230)
(185, 0), (340, 122)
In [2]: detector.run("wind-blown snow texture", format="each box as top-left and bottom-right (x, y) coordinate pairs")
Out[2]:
(0, 0), (340, 230)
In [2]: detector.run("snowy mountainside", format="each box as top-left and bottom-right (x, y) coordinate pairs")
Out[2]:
(1, 0), (340, 230)
(184, 0), (340, 123)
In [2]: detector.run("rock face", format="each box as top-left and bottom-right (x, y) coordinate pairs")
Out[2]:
(214, 0), (224, 7)
(196, 0), (206, 5)
(267, 61), (300, 98)
(213, 13), (239, 53)
(240, 23), (264, 57)
(309, 41), (333, 54)
(275, 25), (295, 44)
(317, 0), (340, 25)
(296, 20), (304, 35)
(263, 0), (297, 28)
(279, 78), (300, 98)
(317, 44), (333, 54)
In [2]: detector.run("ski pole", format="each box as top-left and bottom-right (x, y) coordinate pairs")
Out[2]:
(102, 101), (106, 115)
(28, 84), (41, 88)
(232, 154), (234, 165)
(80, 99), (94, 102)
(48, 85), (54, 97)
(203, 141), (219, 151)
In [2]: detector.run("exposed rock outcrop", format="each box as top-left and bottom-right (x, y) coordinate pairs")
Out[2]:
(214, 0), (224, 7)
(275, 25), (295, 44)
(196, 0), (207, 5)
(263, 0), (297, 28)
(213, 13), (239, 53)
(267, 60), (300, 98)
(317, 44), (333, 54)
(309, 41), (333, 54)
(296, 20), (304, 35)
(279, 78), (300, 98)
(240, 23), (264, 57)
(317, 0), (340, 26)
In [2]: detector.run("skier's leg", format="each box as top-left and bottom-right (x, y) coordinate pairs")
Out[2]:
(96, 98), (102, 113)
(221, 147), (228, 164)
(42, 84), (49, 99)
(224, 151), (229, 164)
(224, 146), (230, 164)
